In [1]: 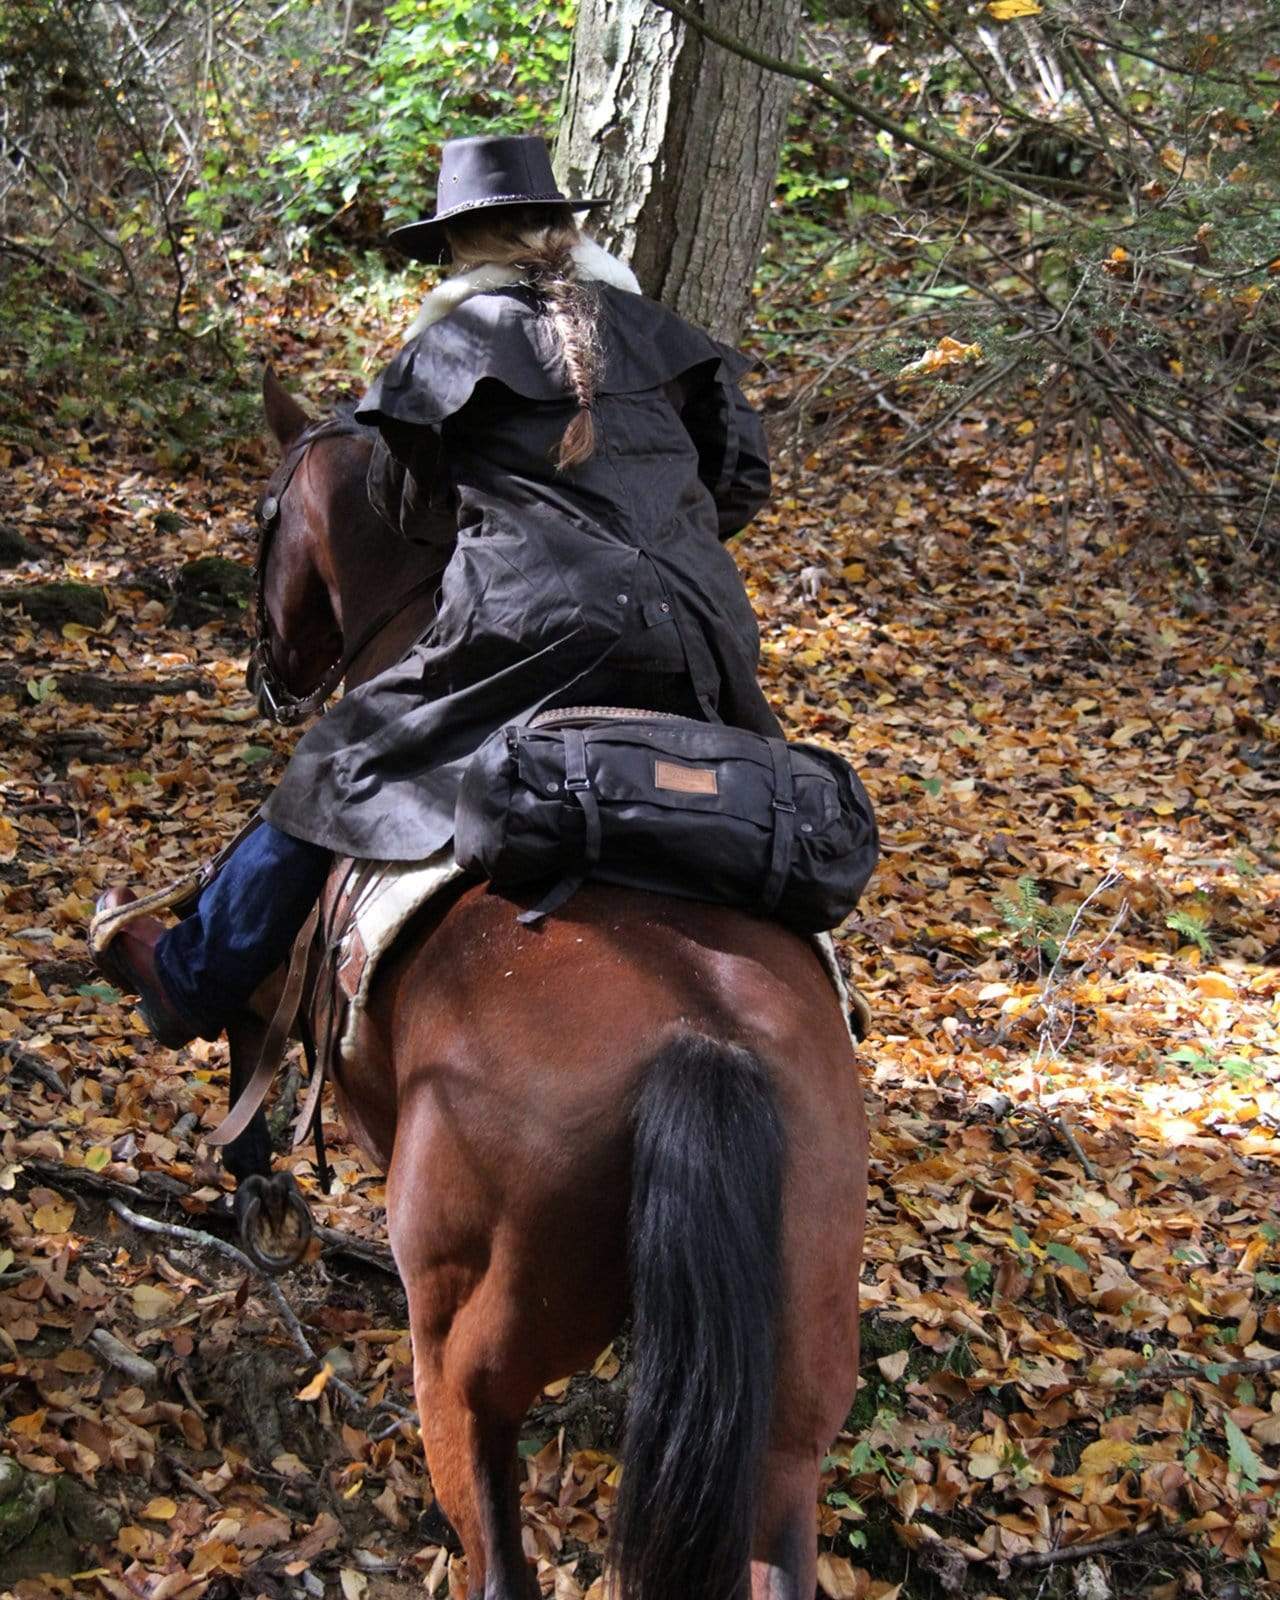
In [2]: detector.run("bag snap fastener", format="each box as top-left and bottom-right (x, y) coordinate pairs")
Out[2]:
(616, 593), (628, 604)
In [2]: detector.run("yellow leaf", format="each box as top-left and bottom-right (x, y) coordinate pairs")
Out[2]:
(1079, 1438), (1146, 1476)
(0, 816), (17, 862)
(296, 1363), (333, 1402)
(340, 1570), (369, 1600)
(33, 1201), (75, 1234)
(61, 622), (95, 643)
(898, 336), (983, 379)
(84, 1147), (112, 1172)
(590, 1343), (621, 1381)
(987, 0), (1042, 16)
(1194, 973), (1234, 999)
(1016, 419), (1036, 434)
(141, 1497), (178, 1521)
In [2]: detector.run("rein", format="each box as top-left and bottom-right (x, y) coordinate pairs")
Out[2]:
(250, 415), (439, 726)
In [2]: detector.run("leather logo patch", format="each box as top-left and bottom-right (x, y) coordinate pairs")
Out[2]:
(654, 759), (718, 796)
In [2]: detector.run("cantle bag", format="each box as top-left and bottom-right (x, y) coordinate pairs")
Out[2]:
(454, 716), (879, 932)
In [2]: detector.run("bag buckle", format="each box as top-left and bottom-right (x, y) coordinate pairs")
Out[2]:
(565, 774), (593, 793)
(771, 797), (797, 814)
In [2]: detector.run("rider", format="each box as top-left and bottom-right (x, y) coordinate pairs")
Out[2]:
(94, 133), (783, 1044)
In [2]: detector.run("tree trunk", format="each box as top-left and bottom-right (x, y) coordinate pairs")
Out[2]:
(555, 0), (800, 343)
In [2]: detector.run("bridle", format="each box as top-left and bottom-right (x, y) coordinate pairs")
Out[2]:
(250, 415), (440, 727)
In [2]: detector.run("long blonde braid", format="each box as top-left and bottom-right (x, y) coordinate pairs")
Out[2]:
(444, 205), (603, 471)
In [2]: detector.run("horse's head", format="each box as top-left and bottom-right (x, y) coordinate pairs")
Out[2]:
(249, 368), (372, 724)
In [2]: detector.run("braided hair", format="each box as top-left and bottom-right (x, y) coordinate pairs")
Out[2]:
(444, 205), (603, 471)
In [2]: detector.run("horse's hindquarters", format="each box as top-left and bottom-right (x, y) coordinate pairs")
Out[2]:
(357, 883), (867, 1599)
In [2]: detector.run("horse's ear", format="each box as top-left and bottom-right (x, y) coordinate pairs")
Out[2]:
(263, 365), (311, 449)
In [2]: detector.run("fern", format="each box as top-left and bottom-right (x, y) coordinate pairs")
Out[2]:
(1166, 909), (1214, 958)
(994, 876), (1075, 962)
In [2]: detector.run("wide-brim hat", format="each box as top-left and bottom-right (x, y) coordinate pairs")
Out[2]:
(388, 134), (607, 264)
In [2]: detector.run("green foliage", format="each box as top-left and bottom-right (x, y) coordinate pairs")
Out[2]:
(994, 876), (1074, 962)
(1165, 1045), (1261, 1084)
(1166, 908), (1215, 957)
(76, 983), (122, 1004)
(1046, 1241), (1090, 1275)
(956, 1241), (993, 1299)
(1225, 1416), (1262, 1490)
(216, 0), (575, 236)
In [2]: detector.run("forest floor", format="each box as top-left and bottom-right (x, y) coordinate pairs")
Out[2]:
(1, 256), (1278, 1600)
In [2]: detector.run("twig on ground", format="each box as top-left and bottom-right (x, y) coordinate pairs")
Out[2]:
(89, 1328), (159, 1385)
(22, 1157), (399, 1278)
(1135, 1348), (1280, 1383)
(108, 1196), (373, 1413)
(167, 1461), (221, 1509)
(3, 1043), (68, 1099)
(176, 1368), (208, 1418)
(1012, 1524), (1186, 1568)
(1050, 1115), (1097, 1181)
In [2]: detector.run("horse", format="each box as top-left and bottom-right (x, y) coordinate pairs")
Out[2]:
(237, 365), (869, 1600)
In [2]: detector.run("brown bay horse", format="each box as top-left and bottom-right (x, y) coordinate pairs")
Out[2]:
(245, 369), (869, 1600)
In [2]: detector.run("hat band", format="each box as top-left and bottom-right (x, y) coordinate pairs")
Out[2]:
(436, 191), (574, 221)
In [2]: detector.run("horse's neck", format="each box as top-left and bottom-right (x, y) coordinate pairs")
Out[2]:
(331, 504), (443, 692)
(347, 574), (442, 687)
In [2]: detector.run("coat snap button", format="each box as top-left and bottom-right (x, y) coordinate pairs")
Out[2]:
(616, 593), (628, 604)
(800, 822), (814, 833)
(547, 781), (560, 793)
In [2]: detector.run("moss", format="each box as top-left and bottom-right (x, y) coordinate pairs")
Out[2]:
(0, 1464), (118, 1578)
(0, 526), (42, 568)
(0, 1459), (55, 1559)
(1, 581), (107, 627)
(176, 556), (253, 605)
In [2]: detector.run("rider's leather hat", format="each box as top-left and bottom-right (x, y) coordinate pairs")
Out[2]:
(388, 135), (607, 264)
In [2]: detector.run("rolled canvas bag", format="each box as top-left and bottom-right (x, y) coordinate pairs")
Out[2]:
(454, 716), (878, 931)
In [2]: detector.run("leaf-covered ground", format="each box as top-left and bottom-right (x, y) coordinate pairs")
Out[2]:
(1, 261), (1278, 1600)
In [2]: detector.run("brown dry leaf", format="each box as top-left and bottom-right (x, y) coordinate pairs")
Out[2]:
(817, 1552), (867, 1599)
(132, 1282), (178, 1321)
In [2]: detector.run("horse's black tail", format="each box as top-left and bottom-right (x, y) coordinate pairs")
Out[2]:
(611, 1035), (784, 1600)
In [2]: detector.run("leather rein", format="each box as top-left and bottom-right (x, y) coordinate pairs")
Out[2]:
(250, 415), (439, 726)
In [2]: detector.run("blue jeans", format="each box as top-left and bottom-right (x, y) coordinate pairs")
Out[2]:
(155, 823), (331, 1039)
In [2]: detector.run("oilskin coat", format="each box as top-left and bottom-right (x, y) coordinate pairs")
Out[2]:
(263, 282), (782, 862)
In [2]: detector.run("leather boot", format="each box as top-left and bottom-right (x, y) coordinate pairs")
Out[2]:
(93, 890), (198, 1048)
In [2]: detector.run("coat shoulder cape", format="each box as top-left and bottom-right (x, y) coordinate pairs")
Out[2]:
(355, 284), (751, 430)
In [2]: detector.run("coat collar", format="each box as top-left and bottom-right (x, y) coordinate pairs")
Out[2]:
(407, 237), (641, 339)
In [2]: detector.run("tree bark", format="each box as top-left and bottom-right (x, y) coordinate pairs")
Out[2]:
(555, 0), (800, 343)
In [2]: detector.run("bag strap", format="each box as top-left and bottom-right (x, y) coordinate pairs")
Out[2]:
(563, 726), (602, 868)
(763, 738), (797, 913)
(517, 727), (601, 926)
